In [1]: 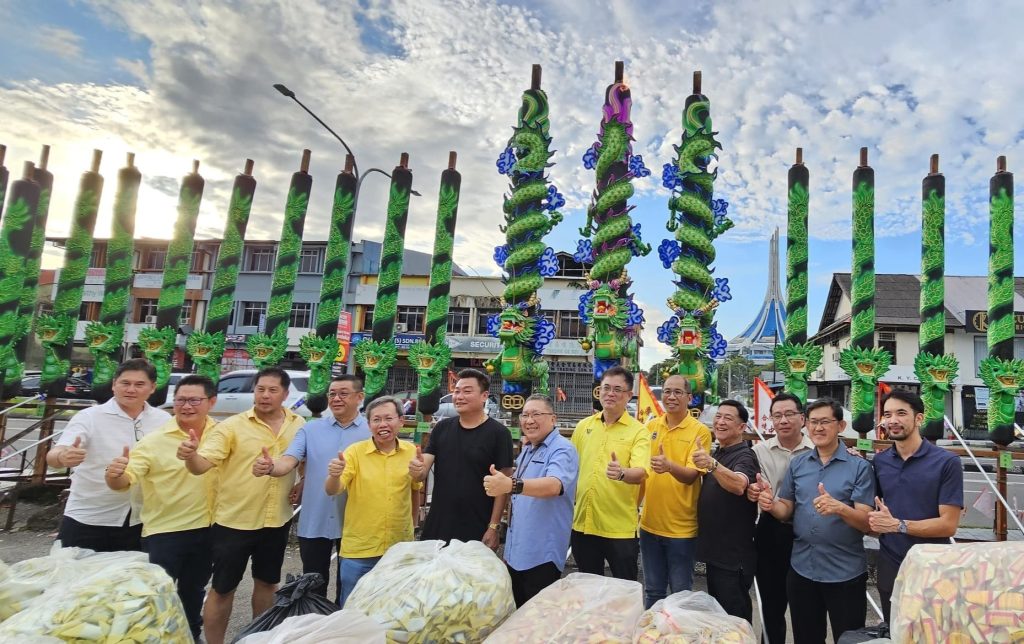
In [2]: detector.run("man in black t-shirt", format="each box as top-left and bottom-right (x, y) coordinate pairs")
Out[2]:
(409, 369), (514, 548)
(693, 400), (760, 623)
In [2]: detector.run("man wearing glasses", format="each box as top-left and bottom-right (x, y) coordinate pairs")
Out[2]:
(252, 375), (370, 602)
(569, 365), (651, 580)
(104, 375), (218, 641)
(48, 358), (170, 552)
(637, 375), (711, 608)
(483, 395), (579, 606)
(757, 398), (875, 643)
(746, 392), (814, 643)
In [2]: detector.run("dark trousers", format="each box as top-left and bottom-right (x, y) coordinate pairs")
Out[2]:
(787, 568), (867, 644)
(706, 563), (754, 623)
(876, 553), (900, 624)
(57, 514), (142, 552)
(507, 561), (561, 607)
(298, 536), (339, 602)
(144, 528), (212, 640)
(756, 514), (796, 643)
(570, 530), (639, 581)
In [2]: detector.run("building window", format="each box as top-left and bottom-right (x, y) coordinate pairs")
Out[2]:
(241, 301), (267, 327)
(362, 305), (374, 330)
(145, 249), (166, 271)
(245, 246), (275, 272)
(299, 247), (325, 274)
(79, 301), (99, 322)
(476, 309), (500, 335)
(180, 300), (194, 326)
(397, 306), (425, 333)
(190, 250), (211, 272)
(137, 298), (158, 323)
(290, 302), (315, 329)
(974, 336), (1024, 375)
(557, 253), (589, 278)
(89, 245), (107, 268)
(558, 311), (585, 339)
(447, 308), (470, 335)
(878, 331), (897, 363)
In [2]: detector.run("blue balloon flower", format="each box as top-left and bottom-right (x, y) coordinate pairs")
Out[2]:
(544, 185), (565, 212)
(626, 298), (645, 326)
(582, 146), (598, 170)
(657, 317), (679, 345)
(532, 317), (556, 354)
(486, 313), (502, 337)
(658, 239), (681, 269)
(537, 247), (559, 277)
(661, 163), (681, 190)
(712, 277), (732, 302)
(496, 147), (516, 175)
(708, 323), (728, 359)
(692, 393), (703, 406)
(629, 154), (651, 178)
(573, 239), (594, 264)
(503, 382), (526, 394)
(492, 244), (510, 267)
(712, 198), (729, 225)
(578, 291), (593, 323)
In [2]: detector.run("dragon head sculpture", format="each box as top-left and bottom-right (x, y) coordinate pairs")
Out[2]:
(85, 321), (125, 354)
(246, 327), (288, 369)
(496, 305), (536, 345)
(979, 356), (1024, 395)
(586, 284), (628, 331)
(839, 346), (893, 383)
(34, 313), (76, 347)
(913, 352), (959, 393)
(298, 333), (339, 368)
(408, 340), (452, 395)
(138, 325), (177, 361)
(353, 338), (397, 397)
(673, 313), (705, 360)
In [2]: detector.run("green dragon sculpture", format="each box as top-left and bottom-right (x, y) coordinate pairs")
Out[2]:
(187, 330), (225, 382)
(84, 321), (125, 389)
(978, 357), (1024, 440)
(0, 187), (36, 396)
(913, 352), (959, 432)
(408, 339), (452, 398)
(353, 339), (397, 399)
(35, 314), (76, 387)
(579, 284), (639, 372)
(299, 333), (339, 402)
(984, 170), (1017, 446)
(776, 342), (824, 406)
(246, 326), (288, 370)
(485, 304), (550, 394)
(138, 325), (176, 391)
(839, 345), (892, 422)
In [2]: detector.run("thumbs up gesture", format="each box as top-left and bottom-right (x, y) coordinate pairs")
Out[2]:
(176, 429), (199, 461)
(813, 482), (841, 516)
(62, 436), (88, 468)
(252, 446), (275, 477)
(756, 473), (776, 512)
(328, 450), (346, 478)
(106, 446), (130, 479)
(747, 472), (765, 502)
(483, 463), (512, 497)
(691, 442), (713, 471)
(606, 451), (625, 481)
(408, 445), (426, 479)
(868, 495), (900, 533)
(651, 444), (672, 474)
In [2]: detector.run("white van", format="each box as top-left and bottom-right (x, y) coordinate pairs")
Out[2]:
(212, 369), (312, 418)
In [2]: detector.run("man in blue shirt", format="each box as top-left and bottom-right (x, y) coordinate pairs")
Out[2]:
(252, 375), (370, 601)
(758, 398), (874, 643)
(483, 394), (579, 606)
(868, 390), (963, 623)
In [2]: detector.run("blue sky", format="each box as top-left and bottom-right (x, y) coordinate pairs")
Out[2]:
(2, 0), (1024, 368)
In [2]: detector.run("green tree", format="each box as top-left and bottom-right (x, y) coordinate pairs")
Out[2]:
(717, 354), (758, 399)
(645, 359), (676, 386)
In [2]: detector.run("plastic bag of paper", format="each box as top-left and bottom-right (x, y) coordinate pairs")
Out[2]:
(347, 539), (514, 643)
(233, 573), (338, 641)
(485, 572), (643, 644)
(632, 590), (755, 643)
(0, 555), (190, 642)
(0, 543), (147, 621)
(237, 609), (386, 644)
(891, 541), (1024, 644)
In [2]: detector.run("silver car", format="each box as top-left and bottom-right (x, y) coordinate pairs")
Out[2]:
(211, 369), (312, 418)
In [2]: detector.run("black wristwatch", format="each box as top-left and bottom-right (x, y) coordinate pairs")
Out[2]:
(512, 478), (525, 495)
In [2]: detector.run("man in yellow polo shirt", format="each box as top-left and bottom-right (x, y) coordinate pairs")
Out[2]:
(639, 374), (711, 608)
(177, 367), (305, 644)
(325, 396), (422, 606)
(104, 374), (218, 642)
(570, 365), (651, 580)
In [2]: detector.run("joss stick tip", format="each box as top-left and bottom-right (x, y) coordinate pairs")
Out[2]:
(997, 156), (1007, 173)
(22, 161), (35, 180)
(795, 148), (803, 165)
(859, 147), (868, 167)
(929, 154), (939, 175)
(399, 152), (409, 168)
(300, 149), (311, 173)
(693, 71), (702, 94)
(91, 149), (103, 173)
(614, 61), (624, 83)
(243, 159), (254, 176)
(448, 151), (457, 170)
(531, 65), (542, 90)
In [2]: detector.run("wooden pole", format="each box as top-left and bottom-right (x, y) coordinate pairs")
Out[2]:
(32, 397), (57, 484)
(996, 446), (1008, 541)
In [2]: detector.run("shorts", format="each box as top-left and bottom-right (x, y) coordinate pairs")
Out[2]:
(210, 521), (291, 594)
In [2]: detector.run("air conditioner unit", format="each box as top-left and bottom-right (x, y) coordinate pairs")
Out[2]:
(145, 315), (158, 324)
(394, 323), (408, 333)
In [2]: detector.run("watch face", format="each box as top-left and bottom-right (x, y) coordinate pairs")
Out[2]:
(898, 520), (907, 534)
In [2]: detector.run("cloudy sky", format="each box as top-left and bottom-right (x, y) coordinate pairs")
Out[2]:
(2, 0), (1023, 368)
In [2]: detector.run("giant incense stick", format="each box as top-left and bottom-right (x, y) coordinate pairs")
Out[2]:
(0, 162), (40, 399)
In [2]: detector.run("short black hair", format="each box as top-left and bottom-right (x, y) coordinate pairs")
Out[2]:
(718, 399), (749, 424)
(770, 391), (804, 414)
(601, 365), (634, 389)
(114, 358), (157, 383)
(457, 368), (490, 392)
(176, 374), (216, 398)
(365, 395), (402, 418)
(255, 367), (290, 389)
(806, 397), (843, 421)
(331, 375), (364, 392)
(524, 394), (555, 413)
(881, 390), (924, 415)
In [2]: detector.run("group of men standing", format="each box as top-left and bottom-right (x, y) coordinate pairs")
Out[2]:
(47, 356), (964, 644)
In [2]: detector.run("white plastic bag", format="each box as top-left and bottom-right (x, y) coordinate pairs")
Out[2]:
(485, 572), (643, 644)
(633, 590), (755, 643)
(346, 539), (515, 643)
(0, 554), (190, 642)
(237, 609), (387, 643)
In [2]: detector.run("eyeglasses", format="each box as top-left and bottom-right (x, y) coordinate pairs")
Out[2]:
(770, 411), (803, 421)
(133, 418), (142, 441)
(173, 397), (209, 407)
(520, 412), (554, 420)
(327, 391), (357, 400)
(662, 389), (689, 398)
(807, 418), (838, 428)
(600, 386), (630, 395)
(371, 416), (400, 425)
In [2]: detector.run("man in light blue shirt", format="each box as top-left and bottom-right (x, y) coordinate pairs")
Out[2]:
(483, 394), (578, 606)
(252, 375), (370, 601)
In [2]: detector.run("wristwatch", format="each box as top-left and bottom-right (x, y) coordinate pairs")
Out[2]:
(618, 470), (626, 481)
(897, 519), (908, 534)
(488, 523), (501, 531)
(512, 478), (525, 495)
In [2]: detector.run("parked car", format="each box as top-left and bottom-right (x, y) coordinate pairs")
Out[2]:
(210, 369), (312, 418)
(19, 375), (94, 400)
(158, 373), (201, 410)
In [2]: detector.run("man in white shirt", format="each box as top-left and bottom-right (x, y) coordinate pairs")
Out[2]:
(47, 359), (171, 551)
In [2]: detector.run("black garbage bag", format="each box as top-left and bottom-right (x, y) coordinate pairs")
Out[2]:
(232, 573), (338, 642)
(837, 622), (890, 643)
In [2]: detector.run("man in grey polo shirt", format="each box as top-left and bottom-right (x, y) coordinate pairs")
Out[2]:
(757, 397), (874, 643)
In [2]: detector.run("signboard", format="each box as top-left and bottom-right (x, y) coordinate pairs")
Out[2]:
(965, 309), (1024, 334)
(348, 332), (588, 357)
(133, 273), (204, 290)
(225, 334), (247, 343)
(335, 311), (352, 363)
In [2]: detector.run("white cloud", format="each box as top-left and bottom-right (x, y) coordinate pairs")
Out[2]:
(34, 26), (84, 60)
